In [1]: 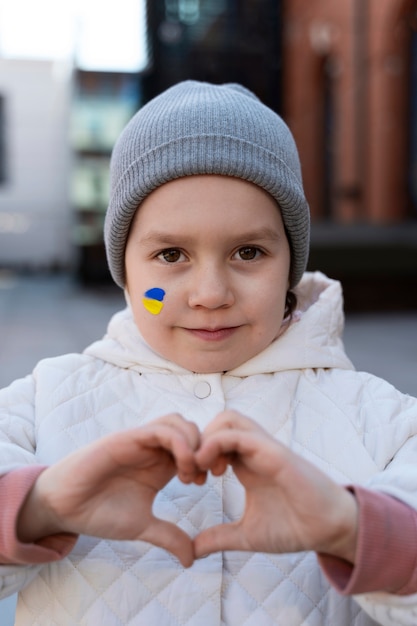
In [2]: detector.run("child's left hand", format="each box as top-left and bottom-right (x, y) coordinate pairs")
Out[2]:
(193, 411), (358, 563)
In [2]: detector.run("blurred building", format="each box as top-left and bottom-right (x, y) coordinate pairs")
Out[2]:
(0, 59), (73, 270)
(70, 71), (141, 282)
(283, 0), (416, 222)
(139, 0), (416, 308)
(0, 0), (416, 309)
(143, 0), (283, 111)
(0, 1), (146, 280)
(281, 0), (417, 308)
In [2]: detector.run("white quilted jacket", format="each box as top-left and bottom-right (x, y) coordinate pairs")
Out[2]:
(1, 272), (417, 626)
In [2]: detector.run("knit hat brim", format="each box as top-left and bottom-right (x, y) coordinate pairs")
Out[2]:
(104, 81), (310, 288)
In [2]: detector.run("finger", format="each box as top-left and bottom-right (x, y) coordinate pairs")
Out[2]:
(204, 454), (230, 477)
(196, 429), (270, 471)
(75, 417), (199, 475)
(190, 471), (208, 486)
(122, 422), (205, 484)
(194, 522), (248, 557)
(178, 467), (207, 485)
(203, 411), (261, 437)
(152, 414), (202, 451)
(153, 425), (202, 479)
(123, 423), (200, 477)
(140, 517), (195, 568)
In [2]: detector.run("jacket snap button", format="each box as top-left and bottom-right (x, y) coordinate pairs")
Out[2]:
(194, 381), (211, 399)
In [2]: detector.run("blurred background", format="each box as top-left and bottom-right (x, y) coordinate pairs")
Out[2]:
(0, 0), (416, 305)
(1, 1), (417, 623)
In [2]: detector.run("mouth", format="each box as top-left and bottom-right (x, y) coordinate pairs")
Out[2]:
(185, 326), (240, 342)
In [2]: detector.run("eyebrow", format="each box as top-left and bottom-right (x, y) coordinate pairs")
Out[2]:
(138, 227), (283, 246)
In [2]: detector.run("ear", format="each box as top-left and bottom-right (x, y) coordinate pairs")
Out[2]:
(284, 291), (297, 319)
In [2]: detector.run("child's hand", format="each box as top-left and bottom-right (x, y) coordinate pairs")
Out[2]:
(17, 411), (358, 567)
(17, 414), (204, 567)
(193, 411), (358, 563)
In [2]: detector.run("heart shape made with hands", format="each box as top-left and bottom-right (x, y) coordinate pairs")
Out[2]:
(27, 411), (356, 569)
(142, 413), (357, 568)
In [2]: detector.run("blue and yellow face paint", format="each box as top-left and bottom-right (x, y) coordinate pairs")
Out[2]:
(142, 288), (166, 315)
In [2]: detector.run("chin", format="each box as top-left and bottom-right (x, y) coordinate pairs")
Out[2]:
(185, 356), (243, 374)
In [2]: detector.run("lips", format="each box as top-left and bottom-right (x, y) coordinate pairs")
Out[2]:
(186, 326), (239, 341)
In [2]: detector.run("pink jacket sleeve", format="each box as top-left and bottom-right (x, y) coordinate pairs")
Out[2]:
(2, 469), (417, 594)
(318, 485), (417, 595)
(0, 466), (78, 564)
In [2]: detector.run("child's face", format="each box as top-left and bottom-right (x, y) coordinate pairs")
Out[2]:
(125, 175), (291, 373)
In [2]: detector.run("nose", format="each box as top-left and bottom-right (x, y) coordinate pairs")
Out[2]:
(188, 264), (235, 309)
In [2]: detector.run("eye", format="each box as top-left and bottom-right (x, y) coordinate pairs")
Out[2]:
(157, 248), (185, 263)
(234, 246), (262, 261)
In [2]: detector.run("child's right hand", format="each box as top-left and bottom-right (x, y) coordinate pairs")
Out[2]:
(16, 414), (204, 568)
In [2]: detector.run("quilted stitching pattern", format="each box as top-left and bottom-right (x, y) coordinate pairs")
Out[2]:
(2, 358), (416, 624)
(2, 272), (417, 624)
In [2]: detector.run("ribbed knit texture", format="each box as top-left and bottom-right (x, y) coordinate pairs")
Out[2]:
(104, 81), (310, 288)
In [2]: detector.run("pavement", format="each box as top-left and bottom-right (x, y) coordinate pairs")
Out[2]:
(0, 271), (125, 390)
(0, 270), (416, 625)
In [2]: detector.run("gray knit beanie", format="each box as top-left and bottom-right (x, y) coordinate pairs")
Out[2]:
(104, 80), (310, 288)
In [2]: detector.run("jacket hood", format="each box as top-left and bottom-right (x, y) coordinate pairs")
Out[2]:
(84, 271), (354, 376)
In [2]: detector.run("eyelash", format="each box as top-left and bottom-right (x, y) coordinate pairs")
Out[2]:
(156, 249), (186, 263)
(233, 246), (263, 261)
(156, 246), (264, 264)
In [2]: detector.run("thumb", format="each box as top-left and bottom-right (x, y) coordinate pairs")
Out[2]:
(194, 522), (246, 558)
(141, 517), (195, 568)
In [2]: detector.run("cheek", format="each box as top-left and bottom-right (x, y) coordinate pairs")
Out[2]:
(252, 275), (287, 310)
(142, 287), (166, 315)
(255, 282), (288, 330)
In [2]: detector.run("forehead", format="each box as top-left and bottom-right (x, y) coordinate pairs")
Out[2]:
(128, 174), (283, 233)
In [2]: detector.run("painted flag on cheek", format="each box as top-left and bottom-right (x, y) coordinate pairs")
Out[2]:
(142, 288), (166, 315)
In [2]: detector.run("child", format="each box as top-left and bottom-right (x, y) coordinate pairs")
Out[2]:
(1, 81), (417, 626)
